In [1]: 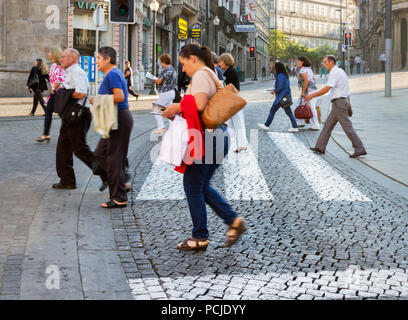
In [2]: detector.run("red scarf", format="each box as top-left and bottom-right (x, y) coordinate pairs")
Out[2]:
(175, 95), (205, 174)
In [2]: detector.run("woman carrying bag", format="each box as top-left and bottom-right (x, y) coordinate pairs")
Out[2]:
(258, 62), (298, 132)
(295, 56), (320, 131)
(162, 44), (246, 252)
(36, 47), (66, 143)
(27, 59), (49, 116)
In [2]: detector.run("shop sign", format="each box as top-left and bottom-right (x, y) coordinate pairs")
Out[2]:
(245, 1), (256, 22)
(234, 23), (256, 33)
(143, 17), (152, 27)
(74, 1), (108, 14)
(190, 28), (201, 38)
(178, 18), (188, 40)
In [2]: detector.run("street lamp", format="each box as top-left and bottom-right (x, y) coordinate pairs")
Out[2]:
(213, 16), (220, 55)
(149, 0), (160, 95)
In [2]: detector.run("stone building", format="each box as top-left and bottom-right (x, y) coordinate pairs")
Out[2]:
(357, 0), (408, 72)
(0, 0), (69, 97)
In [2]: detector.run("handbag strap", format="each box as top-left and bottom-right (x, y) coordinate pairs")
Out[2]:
(200, 68), (224, 90)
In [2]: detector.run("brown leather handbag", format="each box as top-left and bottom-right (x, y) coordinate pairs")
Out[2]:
(200, 68), (247, 129)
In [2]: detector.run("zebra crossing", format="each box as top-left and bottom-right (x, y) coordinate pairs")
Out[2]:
(136, 133), (372, 202)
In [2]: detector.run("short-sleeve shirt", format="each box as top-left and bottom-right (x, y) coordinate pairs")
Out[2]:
(186, 67), (218, 98)
(326, 65), (350, 100)
(98, 67), (129, 110)
(63, 63), (90, 107)
(298, 67), (317, 92)
(158, 65), (177, 93)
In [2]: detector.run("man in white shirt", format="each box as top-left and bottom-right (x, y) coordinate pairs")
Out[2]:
(305, 55), (367, 158)
(53, 48), (97, 189)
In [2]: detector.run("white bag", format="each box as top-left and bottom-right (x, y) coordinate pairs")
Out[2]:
(158, 115), (189, 166)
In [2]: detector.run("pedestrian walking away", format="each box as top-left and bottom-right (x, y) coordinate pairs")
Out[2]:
(258, 62), (298, 133)
(36, 47), (66, 143)
(296, 56), (320, 131)
(53, 48), (99, 189)
(27, 58), (49, 116)
(151, 54), (177, 135)
(162, 44), (246, 251)
(320, 65), (327, 78)
(124, 60), (139, 100)
(379, 53), (386, 73)
(219, 52), (248, 152)
(177, 61), (191, 93)
(306, 55), (367, 158)
(92, 47), (133, 209)
(354, 54), (362, 74)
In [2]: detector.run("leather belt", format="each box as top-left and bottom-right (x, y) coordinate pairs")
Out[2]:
(331, 97), (347, 103)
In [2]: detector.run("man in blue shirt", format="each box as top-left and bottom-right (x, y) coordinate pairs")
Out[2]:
(91, 47), (134, 209)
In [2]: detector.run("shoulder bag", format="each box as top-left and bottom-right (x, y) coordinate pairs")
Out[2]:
(278, 93), (293, 108)
(28, 71), (39, 89)
(200, 68), (247, 129)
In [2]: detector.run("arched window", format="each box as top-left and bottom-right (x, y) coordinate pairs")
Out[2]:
(401, 18), (407, 68)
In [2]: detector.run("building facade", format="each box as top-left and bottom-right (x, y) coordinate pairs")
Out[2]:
(0, 0), (259, 97)
(270, 0), (354, 50)
(357, 0), (408, 72)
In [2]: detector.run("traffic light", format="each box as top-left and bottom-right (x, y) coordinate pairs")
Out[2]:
(344, 33), (352, 46)
(250, 46), (255, 58)
(109, 0), (135, 24)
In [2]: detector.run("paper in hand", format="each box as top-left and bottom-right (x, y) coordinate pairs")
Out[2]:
(145, 72), (158, 81)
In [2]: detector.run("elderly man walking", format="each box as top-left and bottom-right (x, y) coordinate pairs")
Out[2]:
(305, 55), (367, 158)
(52, 48), (96, 189)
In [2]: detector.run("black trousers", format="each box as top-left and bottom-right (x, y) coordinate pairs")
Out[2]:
(128, 86), (139, 98)
(31, 88), (46, 114)
(56, 108), (94, 186)
(43, 93), (55, 136)
(94, 109), (133, 203)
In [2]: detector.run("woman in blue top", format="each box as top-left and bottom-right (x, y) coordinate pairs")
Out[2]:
(258, 62), (298, 133)
(91, 46), (134, 209)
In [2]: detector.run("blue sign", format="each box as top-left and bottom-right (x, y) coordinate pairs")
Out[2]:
(79, 56), (96, 82)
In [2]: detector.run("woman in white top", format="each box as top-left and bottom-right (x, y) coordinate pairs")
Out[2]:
(162, 44), (246, 252)
(296, 56), (320, 131)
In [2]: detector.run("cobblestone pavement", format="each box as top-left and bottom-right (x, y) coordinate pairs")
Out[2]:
(1, 81), (408, 300)
(113, 86), (408, 300)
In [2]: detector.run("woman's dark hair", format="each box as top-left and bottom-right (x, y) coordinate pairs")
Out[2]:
(179, 44), (215, 71)
(298, 56), (312, 67)
(99, 46), (116, 65)
(275, 62), (289, 78)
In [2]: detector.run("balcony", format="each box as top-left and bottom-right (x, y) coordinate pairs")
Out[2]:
(171, 0), (199, 15)
(216, 6), (236, 25)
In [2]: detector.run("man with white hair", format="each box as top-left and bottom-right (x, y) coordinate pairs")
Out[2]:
(52, 48), (96, 189)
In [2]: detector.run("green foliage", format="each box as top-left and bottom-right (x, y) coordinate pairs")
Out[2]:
(270, 29), (337, 70)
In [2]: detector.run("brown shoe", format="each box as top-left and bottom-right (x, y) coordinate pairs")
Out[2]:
(224, 217), (246, 247)
(310, 147), (325, 154)
(177, 238), (209, 251)
(350, 151), (367, 158)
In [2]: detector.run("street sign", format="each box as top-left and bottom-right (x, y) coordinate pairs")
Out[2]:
(342, 44), (347, 52)
(93, 7), (105, 27)
(234, 23), (256, 33)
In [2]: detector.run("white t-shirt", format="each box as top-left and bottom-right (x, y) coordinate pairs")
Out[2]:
(326, 66), (350, 100)
(354, 56), (362, 64)
(186, 67), (218, 98)
(63, 63), (90, 107)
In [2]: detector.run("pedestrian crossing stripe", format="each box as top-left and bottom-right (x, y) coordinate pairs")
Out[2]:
(267, 132), (372, 202)
(136, 135), (372, 202)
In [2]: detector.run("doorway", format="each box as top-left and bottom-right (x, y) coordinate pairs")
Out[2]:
(401, 18), (407, 68)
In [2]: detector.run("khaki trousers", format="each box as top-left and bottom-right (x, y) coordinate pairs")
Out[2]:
(315, 98), (366, 153)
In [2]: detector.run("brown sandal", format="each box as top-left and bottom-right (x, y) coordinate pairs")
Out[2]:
(224, 217), (246, 247)
(177, 238), (209, 251)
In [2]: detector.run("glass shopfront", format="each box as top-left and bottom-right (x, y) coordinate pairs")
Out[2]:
(73, 0), (113, 56)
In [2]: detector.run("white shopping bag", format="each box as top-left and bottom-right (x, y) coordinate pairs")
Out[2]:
(158, 115), (189, 166)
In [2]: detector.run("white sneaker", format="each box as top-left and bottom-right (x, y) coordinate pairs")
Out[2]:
(288, 127), (299, 133)
(153, 128), (166, 135)
(258, 123), (269, 131)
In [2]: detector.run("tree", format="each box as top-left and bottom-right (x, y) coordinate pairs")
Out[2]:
(270, 29), (337, 72)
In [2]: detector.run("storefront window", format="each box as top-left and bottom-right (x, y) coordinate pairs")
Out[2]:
(142, 29), (149, 72)
(73, 0), (113, 56)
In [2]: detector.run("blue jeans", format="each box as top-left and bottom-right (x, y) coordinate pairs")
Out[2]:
(183, 126), (238, 239)
(265, 103), (298, 128)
